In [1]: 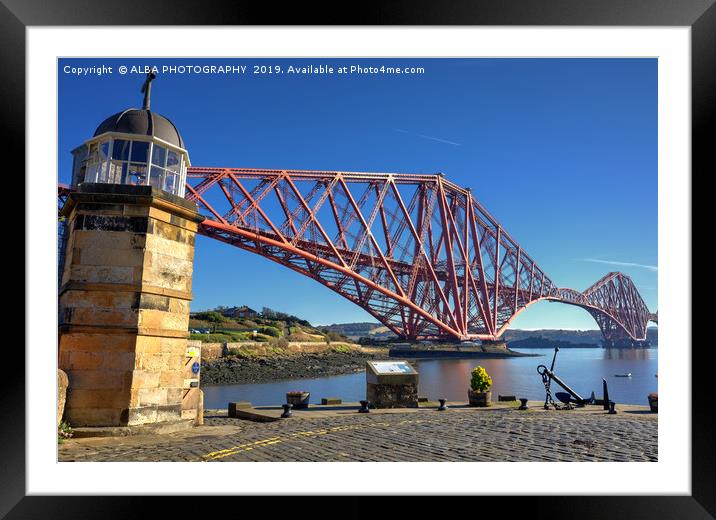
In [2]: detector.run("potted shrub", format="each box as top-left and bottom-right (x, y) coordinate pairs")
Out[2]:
(286, 390), (310, 409)
(468, 366), (493, 407)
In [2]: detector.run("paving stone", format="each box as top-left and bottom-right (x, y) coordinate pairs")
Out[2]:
(59, 407), (657, 462)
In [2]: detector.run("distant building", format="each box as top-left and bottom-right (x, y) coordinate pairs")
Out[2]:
(221, 305), (258, 319)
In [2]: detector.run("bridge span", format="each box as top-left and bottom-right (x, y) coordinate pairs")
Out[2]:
(179, 167), (655, 346)
(59, 168), (655, 346)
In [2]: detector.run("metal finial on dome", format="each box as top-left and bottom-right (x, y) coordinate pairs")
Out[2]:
(75, 73), (189, 198)
(140, 72), (157, 110)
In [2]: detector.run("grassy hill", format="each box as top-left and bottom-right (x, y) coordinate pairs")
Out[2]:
(322, 322), (397, 341)
(188, 308), (350, 345)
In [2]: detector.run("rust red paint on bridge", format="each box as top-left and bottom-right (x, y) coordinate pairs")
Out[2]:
(178, 167), (655, 344)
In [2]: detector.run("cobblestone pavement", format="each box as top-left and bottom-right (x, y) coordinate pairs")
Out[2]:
(58, 407), (657, 462)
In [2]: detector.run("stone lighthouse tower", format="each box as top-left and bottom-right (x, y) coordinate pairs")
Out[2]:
(58, 74), (204, 427)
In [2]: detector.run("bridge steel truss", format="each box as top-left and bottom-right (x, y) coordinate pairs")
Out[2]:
(180, 167), (654, 343)
(553, 273), (655, 346)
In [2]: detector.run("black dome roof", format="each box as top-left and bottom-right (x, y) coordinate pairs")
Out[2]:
(93, 108), (185, 149)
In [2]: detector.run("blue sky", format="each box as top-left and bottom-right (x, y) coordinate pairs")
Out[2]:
(58, 58), (657, 329)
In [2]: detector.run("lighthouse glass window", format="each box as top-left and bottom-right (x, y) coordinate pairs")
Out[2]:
(77, 137), (184, 196)
(85, 140), (111, 184)
(149, 144), (182, 195)
(105, 138), (147, 186)
(108, 139), (130, 183)
(126, 141), (149, 186)
(71, 145), (88, 186)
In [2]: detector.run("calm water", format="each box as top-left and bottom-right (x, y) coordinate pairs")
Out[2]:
(202, 348), (658, 408)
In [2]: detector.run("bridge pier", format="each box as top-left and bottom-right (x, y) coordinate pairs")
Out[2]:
(603, 339), (651, 349)
(479, 339), (511, 352)
(480, 339), (508, 348)
(58, 184), (203, 427)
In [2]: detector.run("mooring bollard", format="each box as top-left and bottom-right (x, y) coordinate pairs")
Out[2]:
(281, 403), (293, 418)
(359, 400), (370, 413)
(608, 401), (617, 415)
(518, 398), (529, 410)
(437, 398), (448, 411)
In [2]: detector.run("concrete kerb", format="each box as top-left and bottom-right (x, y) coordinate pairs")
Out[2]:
(216, 400), (653, 423)
(71, 418), (195, 438)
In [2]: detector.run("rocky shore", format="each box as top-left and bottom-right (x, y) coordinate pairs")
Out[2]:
(200, 349), (389, 386)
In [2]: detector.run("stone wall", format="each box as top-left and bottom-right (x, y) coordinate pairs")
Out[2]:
(199, 342), (224, 360)
(366, 383), (419, 409)
(58, 184), (202, 427)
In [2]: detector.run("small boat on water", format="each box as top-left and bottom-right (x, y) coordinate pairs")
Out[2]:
(615, 373), (632, 377)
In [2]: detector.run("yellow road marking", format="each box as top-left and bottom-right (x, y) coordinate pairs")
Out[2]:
(207, 438), (284, 460)
(202, 417), (446, 460)
(205, 437), (282, 459)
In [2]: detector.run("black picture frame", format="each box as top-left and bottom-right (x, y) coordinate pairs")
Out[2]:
(5, 1), (708, 518)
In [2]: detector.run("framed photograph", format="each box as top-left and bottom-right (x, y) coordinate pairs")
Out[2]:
(7, 0), (709, 517)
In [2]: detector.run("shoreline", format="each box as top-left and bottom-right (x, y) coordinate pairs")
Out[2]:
(199, 342), (655, 387)
(200, 349), (389, 386)
(200, 345), (537, 386)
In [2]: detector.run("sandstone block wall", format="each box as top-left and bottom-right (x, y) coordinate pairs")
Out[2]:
(198, 342), (224, 360)
(58, 184), (203, 427)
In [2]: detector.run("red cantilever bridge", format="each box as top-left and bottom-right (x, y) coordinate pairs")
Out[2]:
(59, 168), (657, 346)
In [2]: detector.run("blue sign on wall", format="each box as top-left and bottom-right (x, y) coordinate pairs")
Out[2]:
(192, 361), (200, 374)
